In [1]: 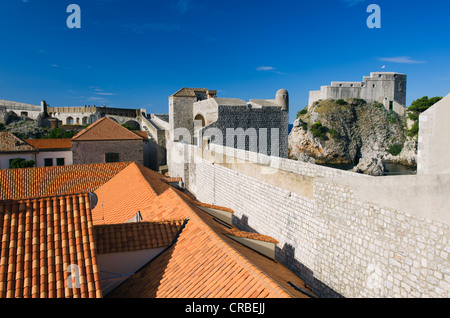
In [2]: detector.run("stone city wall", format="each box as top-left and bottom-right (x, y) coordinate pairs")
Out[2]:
(171, 143), (449, 298)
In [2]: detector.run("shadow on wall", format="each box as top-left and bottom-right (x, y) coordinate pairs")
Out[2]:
(233, 214), (343, 299)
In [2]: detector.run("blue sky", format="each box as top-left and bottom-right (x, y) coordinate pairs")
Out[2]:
(0, 0), (449, 123)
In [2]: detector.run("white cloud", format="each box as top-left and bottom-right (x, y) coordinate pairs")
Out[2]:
(97, 92), (117, 96)
(379, 56), (427, 64)
(256, 66), (275, 71)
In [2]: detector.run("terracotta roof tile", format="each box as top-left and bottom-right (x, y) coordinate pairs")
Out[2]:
(1, 161), (314, 298)
(91, 163), (159, 225)
(0, 132), (36, 153)
(24, 139), (72, 150)
(0, 162), (131, 201)
(0, 193), (102, 298)
(104, 167), (308, 298)
(94, 220), (185, 254)
(226, 228), (279, 244)
(72, 118), (145, 141)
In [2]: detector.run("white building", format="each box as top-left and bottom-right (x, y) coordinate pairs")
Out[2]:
(0, 132), (73, 169)
(25, 139), (73, 167)
(0, 132), (37, 169)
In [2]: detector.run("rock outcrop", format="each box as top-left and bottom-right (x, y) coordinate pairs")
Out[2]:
(351, 157), (386, 176)
(288, 99), (416, 172)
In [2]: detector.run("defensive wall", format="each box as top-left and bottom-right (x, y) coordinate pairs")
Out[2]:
(169, 142), (449, 298)
(0, 99), (44, 122)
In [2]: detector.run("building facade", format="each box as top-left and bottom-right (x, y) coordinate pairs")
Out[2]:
(71, 117), (147, 166)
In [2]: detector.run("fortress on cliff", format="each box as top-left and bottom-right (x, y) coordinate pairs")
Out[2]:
(308, 72), (407, 116)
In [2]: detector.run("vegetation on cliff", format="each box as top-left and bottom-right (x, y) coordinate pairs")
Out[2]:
(1, 120), (84, 140)
(289, 98), (414, 167)
(406, 96), (443, 137)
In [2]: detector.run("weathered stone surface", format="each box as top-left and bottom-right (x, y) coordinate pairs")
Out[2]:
(352, 157), (386, 176)
(289, 99), (416, 167)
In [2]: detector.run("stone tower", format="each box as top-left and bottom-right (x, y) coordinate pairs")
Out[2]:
(276, 89), (289, 111)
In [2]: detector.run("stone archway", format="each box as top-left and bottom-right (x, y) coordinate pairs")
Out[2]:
(194, 114), (206, 146)
(194, 114), (206, 127)
(107, 117), (119, 123)
(66, 117), (74, 125)
(124, 120), (140, 130)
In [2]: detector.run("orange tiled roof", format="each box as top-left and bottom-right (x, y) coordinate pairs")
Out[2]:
(96, 163), (311, 298)
(0, 193), (102, 298)
(0, 162), (132, 200)
(0, 161), (313, 298)
(72, 117), (145, 141)
(226, 228), (279, 244)
(24, 139), (72, 150)
(91, 163), (159, 225)
(94, 220), (186, 254)
(0, 132), (36, 153)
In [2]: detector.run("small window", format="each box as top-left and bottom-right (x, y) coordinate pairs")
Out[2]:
(389, 101), (394, 111)
(56, 158), (65, 166)
(44, 158), (53, 167)
(399, 82), (403, 91)
(105, 153), (120, 163)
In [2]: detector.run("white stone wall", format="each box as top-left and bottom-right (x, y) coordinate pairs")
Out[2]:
(0, 153), (36, 170)
(176, 143), (449, 298)
(417, 94), (450, 175)
(35, 150), (73, 167)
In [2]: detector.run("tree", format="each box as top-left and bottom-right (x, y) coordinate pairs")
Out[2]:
(43, 128), (75, 139)
(9, 158), (35, 169)
(407, 96), (443, 136)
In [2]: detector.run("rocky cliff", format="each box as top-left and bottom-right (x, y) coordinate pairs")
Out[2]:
(288, 99), (417, 170)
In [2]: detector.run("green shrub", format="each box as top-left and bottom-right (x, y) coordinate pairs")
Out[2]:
(387, 144), (403, 156)
(387, 112), (399, 124)
(9, 158), (35, 169)
(0, 123), (5, 131)
(373, 102), (384, 109)
(121, 124), (136, 130)
(296, 108), (308, 118)
(353, 98), (367, 105)
(408, 96), (442, 113)
(310, 122), (328, 141)
(329, 128), (341, 140)
(43, 128), (75, 139)
(407, 122), (419, 137)
(336, 99), (347, 105)
(301, 121), (308, 131)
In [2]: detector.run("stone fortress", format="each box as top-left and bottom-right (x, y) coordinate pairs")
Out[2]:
(308, 72), (407, 116)
(167, 87), (289, 160)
